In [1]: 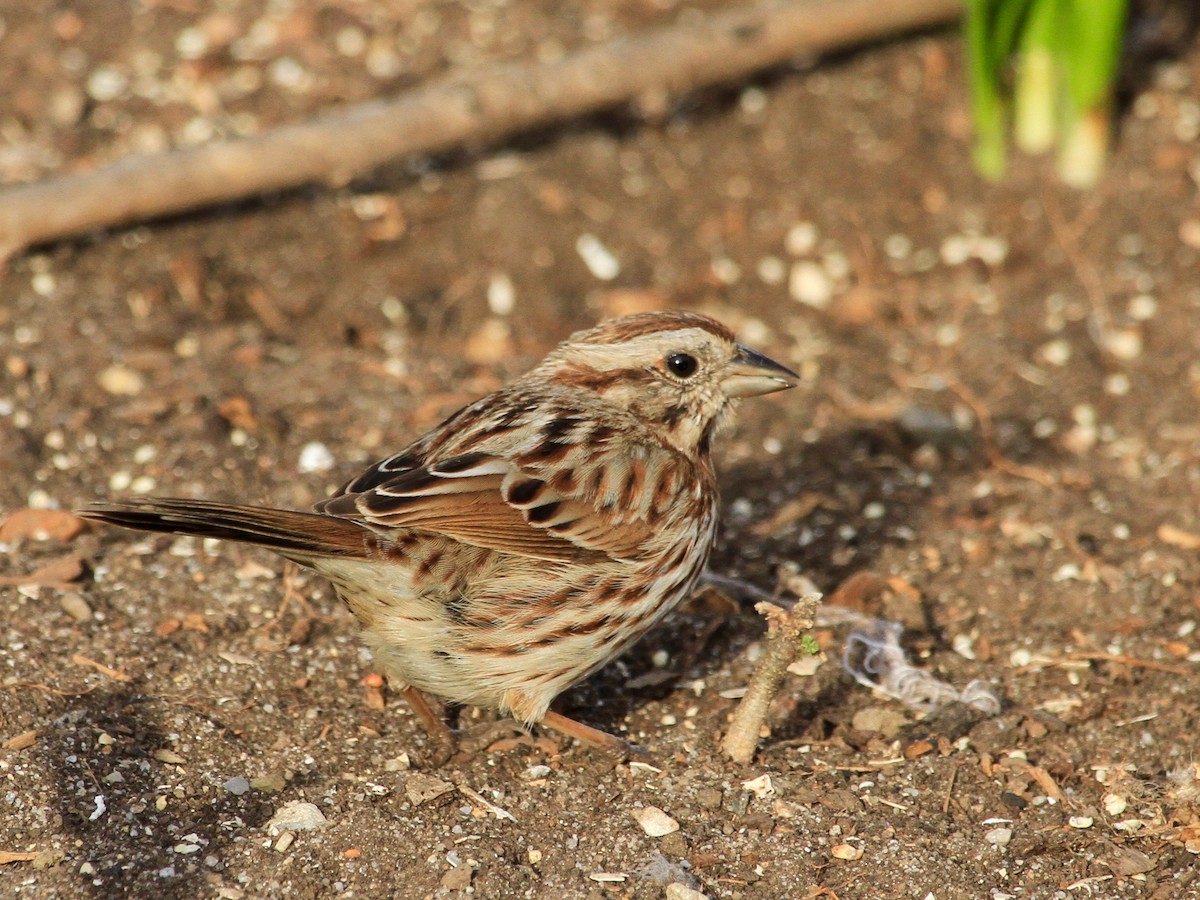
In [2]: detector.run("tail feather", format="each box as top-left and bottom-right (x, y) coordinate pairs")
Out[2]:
(78, 498), (370, 559)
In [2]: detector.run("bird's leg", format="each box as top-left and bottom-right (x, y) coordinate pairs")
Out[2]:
(399, 685), (458, 764)
(540, 710), (648, 759)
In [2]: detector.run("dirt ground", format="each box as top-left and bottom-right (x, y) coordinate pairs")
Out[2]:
(4, 2), (1200, 898)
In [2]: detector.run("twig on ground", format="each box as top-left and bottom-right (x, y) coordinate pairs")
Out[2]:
(721, 593), (822, 764)
(70, 654), (133, 683)
(0, 0), (961, 264)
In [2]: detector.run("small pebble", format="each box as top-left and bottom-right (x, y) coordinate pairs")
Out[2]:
(59, 593), (93, 622)
(486, 273), (515, 315)
(1069, 816), (1095, 829)
(633, 806), (679, 837)
(785, 222), (817, 255)
(940, 235), (971, 266)
(666, 884), (709, 900)
(985, 827), (1013, 846)
(250, 773), (287, 792)
(1127, 294), (1157, 321)
(952, 633), (976, 660)
(1102, 328), (1142, 361)
(1180, 219), (1200, 250)
(86, 67), (128, 101)
(576, 234), (620, 281)
(297, 442), (334, 474)
(756, 255), (786, 285)
(98, 365), (145, 396)
(223, 776), (251, 796)
(883, 233), (912, 260)
(1104, 374), (1130, 396)
(830, 842), (863, 861)
(789, 260), (832, 308)
(1039, 340), (1072, 367)
(265, 801), (328, 835)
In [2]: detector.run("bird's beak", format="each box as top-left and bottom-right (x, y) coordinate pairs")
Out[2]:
(722, 344), (801, 397)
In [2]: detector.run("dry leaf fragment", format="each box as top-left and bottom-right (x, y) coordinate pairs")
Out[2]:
(750, 494), (826, 537)
(71, 654), (133, 682)
(1158, 524), (1200, 551)
(831, 842), (863, 861)
(217, 396), (258, 433)
(3, 730), (38, 751)
(0, 555), (85, 588)
(405, 773), (454, 805)
(0, 851), (41, 865)
(0, 508), (84, 542)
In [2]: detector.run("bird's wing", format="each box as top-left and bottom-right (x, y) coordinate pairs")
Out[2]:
(316, 449), (658, 563)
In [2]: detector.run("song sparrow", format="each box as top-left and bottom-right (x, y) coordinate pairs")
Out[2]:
(80, 311), (798, 758)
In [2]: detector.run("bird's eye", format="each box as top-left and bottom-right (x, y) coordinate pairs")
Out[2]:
(665, 353), (699, 378)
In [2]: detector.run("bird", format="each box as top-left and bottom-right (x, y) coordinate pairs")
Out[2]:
(79, 310), (799, 760)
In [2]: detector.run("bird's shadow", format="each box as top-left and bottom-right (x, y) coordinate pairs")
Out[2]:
(38, 686), (270, 899)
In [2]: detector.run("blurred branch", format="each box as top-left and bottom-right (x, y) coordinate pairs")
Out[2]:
(0, 0), (961, 265)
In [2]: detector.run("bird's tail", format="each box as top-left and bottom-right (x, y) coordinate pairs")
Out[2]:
(78, 498), (370, 560)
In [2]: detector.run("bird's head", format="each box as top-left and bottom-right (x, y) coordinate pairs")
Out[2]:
(534, 311), (799, 457)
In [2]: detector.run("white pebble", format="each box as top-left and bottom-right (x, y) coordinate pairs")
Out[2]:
(633, 806), (679, 837)
(862, 502), (885, 520)
(297, 442), (334, 474)
(789, 260), (832, 308)
(822, 250), (850, 280)
(985, 826), (1013, 846)
(952, 633), (976, 660)
(335, 26), (367, 57)
(87, 67), (128, 101)
(1103, 793), (1127, 816)
(975, 236), (1009, 266)
(366, 43), (402, 79)
(486, 272), (515, 315)
(1180, 219), (1200, 250)
(31, 272), (56, 297)
(89, 795), (107, 821)
(575, 234), (620, 281)
(1069, 816), (1094, 829)
(710, 256), (740, 285)
(1127, 294), (1157, 321)
(940, 235), (972, 266)
(269, 57), (310, 90)
(883, 234), (912, 260)
(265, 801), (328, 835)
(739, 87), (766, 114)
(175, 27), (209, 59)
(1102, 328), (1142, 361)
(665, 884), (709, 900)
(756, 255), (785, 285)
(1009, 649), (1032, 667)
(223, 776), (251, 795)
(785, 222), (818, 255)
(130, 476), (157, 494)
(1039, 340), (1072, 367)
(1104, 374), (1130, 396)
(98, 365), (145, 396)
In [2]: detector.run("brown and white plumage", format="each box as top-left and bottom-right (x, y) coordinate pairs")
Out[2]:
(80, 311), (798, 754)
